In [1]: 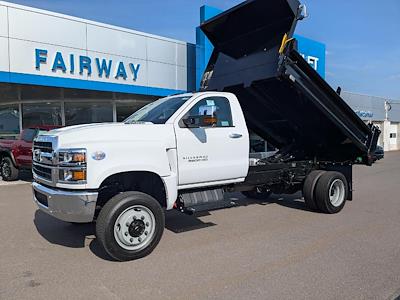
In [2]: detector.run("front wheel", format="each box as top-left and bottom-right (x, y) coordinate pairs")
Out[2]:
(96, 191), (165, 261)
(0, 157), (19, 181)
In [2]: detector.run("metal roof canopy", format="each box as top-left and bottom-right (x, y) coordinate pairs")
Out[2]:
(200, 0), (379, 164)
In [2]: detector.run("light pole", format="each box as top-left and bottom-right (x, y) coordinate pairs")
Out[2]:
(384, 101), (391, 121)
(385, 100), (400, 121)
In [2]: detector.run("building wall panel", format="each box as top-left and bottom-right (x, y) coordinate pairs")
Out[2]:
(0, 5), (8, 38)
(176, 65), (188, 91)
(8, 7), (86, 49)
(147, 61), (176, 90)
(87, 25), (147, 60)
(0, 37), (9, 72)
(176, 43), (188, 67)
(147, 38), (177, 66)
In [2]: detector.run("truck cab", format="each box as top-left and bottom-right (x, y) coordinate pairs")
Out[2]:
(32, 93), (249, 205)
(32, 92), (251, 259)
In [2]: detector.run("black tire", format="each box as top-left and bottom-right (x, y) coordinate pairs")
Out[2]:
(314, 171), (348, 214)
(302, 170), (326, 211)
(96, 191), (165, 261)
(241, 188), (272, 200)
(0, 157), (19, 181)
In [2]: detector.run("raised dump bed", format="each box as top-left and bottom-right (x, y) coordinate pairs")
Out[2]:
(200, 0), (380, 165)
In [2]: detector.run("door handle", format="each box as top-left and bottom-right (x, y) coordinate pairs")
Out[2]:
(229, 133), (243, 139)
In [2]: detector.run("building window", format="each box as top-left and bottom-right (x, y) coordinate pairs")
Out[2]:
(116, 101), (148, 122)
(22, 102), (62, 128)
(0, 104), (20, 139)
(65, 102), (113, 126)
(390, 133), (397, 138)
(20, 85), (62, 100)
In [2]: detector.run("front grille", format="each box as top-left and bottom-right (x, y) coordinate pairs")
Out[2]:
(34, 190), (48, 207)
(33, 164), (52, 181)
(33, 141), (53, 153)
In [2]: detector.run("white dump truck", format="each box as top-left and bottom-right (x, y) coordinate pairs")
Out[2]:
(32, 0), (380, 261)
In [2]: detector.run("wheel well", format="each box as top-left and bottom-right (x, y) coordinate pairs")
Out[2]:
(97, 171), (167, 209)
(0, 151), (11, 163)
(0, 151), (19, 169)
(320, 165), (353, 200)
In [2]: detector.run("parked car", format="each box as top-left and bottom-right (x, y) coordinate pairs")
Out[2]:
(0, 126), (59, 181)
(373, 145), (384, 161)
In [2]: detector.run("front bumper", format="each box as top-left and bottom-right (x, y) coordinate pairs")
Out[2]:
(32, 182), (98, 223)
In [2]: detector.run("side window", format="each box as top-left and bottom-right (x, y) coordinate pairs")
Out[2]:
(21, 128), (38, 142)
(185, 97), (233, 128)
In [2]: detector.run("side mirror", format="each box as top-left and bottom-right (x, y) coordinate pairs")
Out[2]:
(183, 116), (200, 128)
(183, 115), (218, 128)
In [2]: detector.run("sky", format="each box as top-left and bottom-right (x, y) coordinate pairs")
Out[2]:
(5, 0), (400, 100)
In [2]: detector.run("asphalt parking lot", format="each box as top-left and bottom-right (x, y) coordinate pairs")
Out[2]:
(0, 152), (399, 300)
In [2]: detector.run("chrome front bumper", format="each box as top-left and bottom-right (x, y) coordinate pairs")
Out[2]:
(32, 182), (98, 223)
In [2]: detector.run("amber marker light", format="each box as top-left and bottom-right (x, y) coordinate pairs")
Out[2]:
(72, 170), (86, 181)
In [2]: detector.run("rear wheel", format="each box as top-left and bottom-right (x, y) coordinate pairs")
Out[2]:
(0, 157), (19, 181)
(241, 187), (272, 200)
(96, 191), (165, 261)
(314, 171), (348, 214)
(303, 170), (326, 211)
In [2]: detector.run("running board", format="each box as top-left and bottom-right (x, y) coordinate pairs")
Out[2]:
(178, 188), (237, 214)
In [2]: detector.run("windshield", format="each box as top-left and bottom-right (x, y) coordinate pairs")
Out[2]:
(124, 96), (192, 124)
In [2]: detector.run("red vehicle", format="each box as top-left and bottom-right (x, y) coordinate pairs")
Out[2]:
(0, 126), (59, 181)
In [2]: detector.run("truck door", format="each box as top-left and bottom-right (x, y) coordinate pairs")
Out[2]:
(174, 95), (249, 186)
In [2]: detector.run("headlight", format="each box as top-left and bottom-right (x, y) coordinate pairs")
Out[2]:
(59, 168), (86, 183)
(57, 149), (87, 183)
(58, 149), (86, 165)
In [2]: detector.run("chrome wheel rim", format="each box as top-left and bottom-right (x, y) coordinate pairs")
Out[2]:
(329, 179), (345, 207)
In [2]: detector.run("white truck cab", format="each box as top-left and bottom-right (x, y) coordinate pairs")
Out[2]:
(32, 92), (251, 260)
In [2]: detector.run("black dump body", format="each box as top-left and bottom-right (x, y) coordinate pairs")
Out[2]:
(200, 0), (380, 165)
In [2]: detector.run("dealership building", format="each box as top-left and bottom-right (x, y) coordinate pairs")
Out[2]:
(0, 1), (398, 151)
